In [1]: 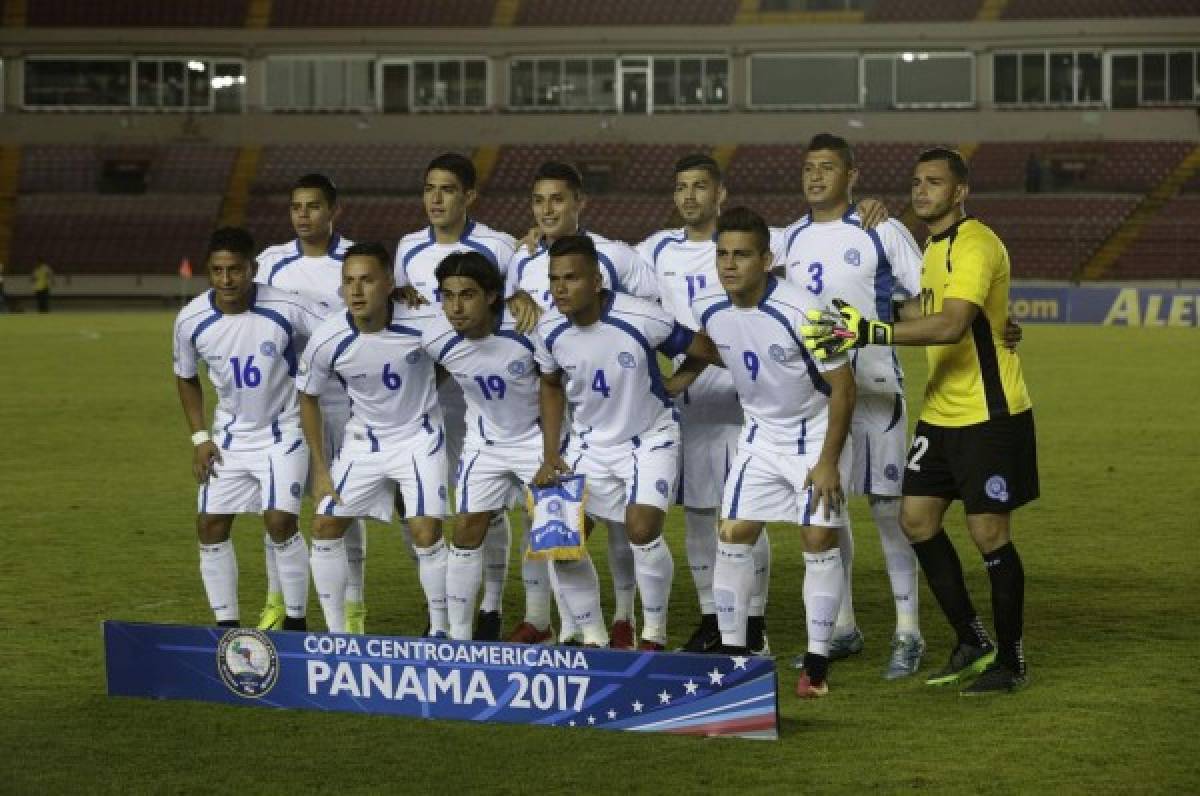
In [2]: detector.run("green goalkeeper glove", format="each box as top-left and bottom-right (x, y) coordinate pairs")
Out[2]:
(800, 299), (893, 361)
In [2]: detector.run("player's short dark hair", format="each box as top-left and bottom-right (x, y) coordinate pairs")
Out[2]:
(291, 173), (338, 205)
(548, 234), (598, 269)
(533, 161), (584, 194)
(806, 132), (856, 170)
(674, 153), (722, 183)
(207, 226), (255, 260)
(435, 251), (504, 311)
(343, 242), (394, 277)
(425, 153), (477, 191)
(918, 147), (969, 182)
(716, 207), (771, 254)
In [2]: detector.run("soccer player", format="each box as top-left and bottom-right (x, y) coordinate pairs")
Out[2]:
(254, 173), (374, 634)
(173, 227), (323, 630)
(297, 243), (448, 635)
(802, 147), (1038, 695)
(670, 207), (856, 698)
(533, 235), (711, 650)
(782, 133), (927, 679)
(422, 251), (606, 643)
(394, 153), (528, 641)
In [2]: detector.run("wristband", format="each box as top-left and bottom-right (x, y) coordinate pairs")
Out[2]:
(191, 430), (212, 446)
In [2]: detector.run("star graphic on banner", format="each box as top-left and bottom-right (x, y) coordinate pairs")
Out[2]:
(587, 715), (596, 725)
(684, 679), (699, 695)
(731, 656), (749, 670)
(568, 720), (576, 727)
(658, 690), (672, 705)
(632, 700), (644, 713)
(708, 667), (724, 686)
(607, 709), (617, 720)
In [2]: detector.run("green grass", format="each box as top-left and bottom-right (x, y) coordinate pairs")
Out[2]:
(1, 314), (1197, 793)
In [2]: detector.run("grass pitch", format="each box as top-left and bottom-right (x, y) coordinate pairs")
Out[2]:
(1, 313), (1197, 793)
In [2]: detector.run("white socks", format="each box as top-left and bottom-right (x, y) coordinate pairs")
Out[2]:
(415, 540), (449, 635)
(263, 532), (281, 599)
(606, 520), (637, 623)
(446, 545), (483, 640)
(272, 532), (309, 619)
(520, 541), (554, 631)
(713, 541), (754, 647)
(199, 540), (239, 623)
(873, 498), (920, 635)
(481, 512), (510, 613)
(343, 519), (367, 604)
(834, 518), (857, 635)
(803, 550), (845, 657)
(631, 536), (674, 644)
(310, 538), (348, 632)
(683, 507), (718, 615)
(750, 529), (771, 618)
(553, 557), (607, 646)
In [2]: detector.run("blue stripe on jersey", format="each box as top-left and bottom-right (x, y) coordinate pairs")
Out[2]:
(866, 227), (895, 322)
(412, 455), (425, 516)
(786, 213), (812, 253)
(438, 333), (464, 361)
(652, 232), (687, 265)
(330, 323), (360, 370)
(802, 485), (814, 526)
(495, 329), (536, 355)
(325, 463), (354, 515)
(250, 304), (299, 376)
(401, 228), (437, 273)
(268, 457), (277, 510)
(221, 414), (236, 449)
(267, 241), (304, 285)
(757, 280), (831, 397)
(459, 451), (481, 512)
(727, 455), (751, 519)
(629, 454), (639, 503)
(596, 251), (621, 292)
(699, 298), (732, 330)
(798, 418), (806, 454)
(431, 426), (445, 455)
(386, 323), (423, 337)
(421, 414), (434, 434)
(327, 233), (346, 261)
(459, 221), (500, 267)
(366, 426), (380, 453)
(746, 422), (758, 445)
(886, 392), (904, 432)
(271, 418), (282, 443)
(190, 311), (222, 346)
(600, 313), (672, 408)
(658, 322), (694, 358)
(200, 481), (208, 514)
(543, 318), (572, 355)
(515, 244), (546, 286)
(286, 438), (303, 455)
(478, 416), (490, 445)
(863, 432), (872, 494)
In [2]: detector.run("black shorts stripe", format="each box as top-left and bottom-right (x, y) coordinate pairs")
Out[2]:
(971, 310), (1009, 420)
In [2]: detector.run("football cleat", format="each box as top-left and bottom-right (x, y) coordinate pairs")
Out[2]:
(344, 601), (366, 635)
(474, 610), (502, 641)
(795, 672), (829, 699)
(427, 629), (449, 639)
(677, 614), (721, 653)
(707, 643), (751, 656)
(925, 643), (996, 687)
(829, 627), (865, 660)
(506, 621), (554, 644)
(959, 661), (1027, 696)
(748, 616), (770, 656)
(256, 593), (286, 631)
(884, 633), (926, 680)
(609, 619), (636, 650)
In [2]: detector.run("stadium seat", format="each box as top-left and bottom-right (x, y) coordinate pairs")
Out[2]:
(516, 0), (737, 25)
(866, 0), (983, 22)
(28, 0), (248, 26)
(1001, 0), (1200, 19)
(971, 141), (1194, 194)
(253, 144), (454, 195)
(1110, 196), (1200, 280)
(269, 0), (496, 27)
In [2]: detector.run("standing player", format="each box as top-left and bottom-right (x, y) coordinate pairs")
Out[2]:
(297, 243), (449, 635)
(672, 207), (856, 697)
(423, 251), (606, 643)
(255, 173), (373, 634)
(533, 235), (713, 650)
(782, 133), (926, 679)
(507, 162), (658, 645)
(174, 227), (323, 630)
(803, 148), (1037, 694)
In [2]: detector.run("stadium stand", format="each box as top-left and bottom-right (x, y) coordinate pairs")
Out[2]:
(244, 195), (427, 251)
(252, 144), (451, 196)
(1001, 0), (1200, 19)
(515, 0), (738, 26)
(1110, 196), (1200, 279)
(269, 0), (496, 27)
(20, 145), (237, 195)
(27, 0), (248, 27)
(865, 0), (983, 22)
(970, 141), (1196, 194)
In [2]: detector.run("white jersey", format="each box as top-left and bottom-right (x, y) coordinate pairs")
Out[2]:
(298, 303), (443, 442)
(422, 310), (542, 449)
(394, 220), (518, 305)
(534, 291), (692, 447)
(174, 285), (323, 451)
(256, 234), (353, 315)
(505, 229), (659, 310)
(782, 209), (922, 396)
(692, 276), (847, 455)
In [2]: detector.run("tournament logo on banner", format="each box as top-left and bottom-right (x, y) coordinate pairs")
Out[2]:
(105, 621), (779, 740)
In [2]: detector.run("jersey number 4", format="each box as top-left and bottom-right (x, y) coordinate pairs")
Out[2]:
(591, 369), (611, 398)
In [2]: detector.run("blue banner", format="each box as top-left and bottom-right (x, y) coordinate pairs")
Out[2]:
(1009, 286), (1199, 326)
(104, 621), (779, 740)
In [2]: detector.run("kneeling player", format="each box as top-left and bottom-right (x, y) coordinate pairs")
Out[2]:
(423, 251), (602, 642)
(672, 208), (855, 697)
(174, 227), (323, 630)
(297, 243), (449, 634)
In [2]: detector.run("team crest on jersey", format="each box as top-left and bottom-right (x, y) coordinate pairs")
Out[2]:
(655, 479), (670, 498)
(768, 344), (787, 363)
(844, 248), (861, 267)
(617, 352), (637, 369)
(884, 464), (900, 482)
(216, 629), (279, 698)
(507, 360), (527, 377)
(402, 350), (420, 365)
(290, 482), (303, 498)
(985, 475), (1009, 502)
(260, 341), (278, 358)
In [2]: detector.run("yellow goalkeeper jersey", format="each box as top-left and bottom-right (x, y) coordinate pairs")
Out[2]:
(919, 216), (1031, 427)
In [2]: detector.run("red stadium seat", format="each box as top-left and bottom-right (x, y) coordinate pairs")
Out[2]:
(269, 0), (496, 27)
(28, 0), (248, 26)
(866, 0), (983, 22)
(516, 0), (737, 25)
(1001, 0), (1200, 19)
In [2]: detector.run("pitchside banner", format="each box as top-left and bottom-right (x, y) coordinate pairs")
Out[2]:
(104, 621), (779, 740)
(1009, 286), (1199, 326)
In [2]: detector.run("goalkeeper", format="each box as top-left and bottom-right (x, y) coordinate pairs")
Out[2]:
(802, 148), (1038, 696)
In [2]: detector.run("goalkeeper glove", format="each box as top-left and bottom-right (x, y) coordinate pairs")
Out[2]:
(800, 299), (893, 361)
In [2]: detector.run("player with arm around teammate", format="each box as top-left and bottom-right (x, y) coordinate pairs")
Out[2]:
(174, 227), (324, 630)
(297, 243), (450, 635)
